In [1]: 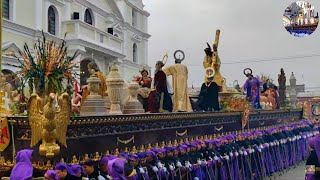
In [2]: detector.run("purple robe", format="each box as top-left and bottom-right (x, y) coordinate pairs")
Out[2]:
(243, 77), (261, 108)
(45, 170), (59, 180)
(10, 149), (33, 180)
(108, 158), (127, 180)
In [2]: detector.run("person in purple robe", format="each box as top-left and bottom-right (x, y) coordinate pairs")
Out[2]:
(306, 136), (320, 180)
(55, 162), (81, 180)
(69, 165), (83, 178)
(44, 170), (59, 180)
(243, 68), (261, 109)
(99, 155), (117, 177)
(10, 149), (33, 180)
(107, 158), (129, 180)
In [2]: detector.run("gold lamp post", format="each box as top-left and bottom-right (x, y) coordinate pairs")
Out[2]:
(0, 1), (6, 115)
(0, 0), (2, 71)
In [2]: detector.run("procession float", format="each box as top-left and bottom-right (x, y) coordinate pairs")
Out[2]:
(0, 31), (304, 176)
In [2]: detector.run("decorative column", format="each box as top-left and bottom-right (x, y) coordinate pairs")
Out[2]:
(289, 72), (297, 109)
(106, 64), (124, 114)
(123, 81), (144, 114)
(80, 72), (108, 116)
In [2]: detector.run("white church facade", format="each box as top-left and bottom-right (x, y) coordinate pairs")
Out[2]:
(2, 0), (150, 87)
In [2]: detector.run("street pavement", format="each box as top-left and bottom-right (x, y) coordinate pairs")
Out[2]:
(264, 162), (305, 180)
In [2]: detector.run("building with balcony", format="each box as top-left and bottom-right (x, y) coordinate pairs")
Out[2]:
(2, 0), (150, 88)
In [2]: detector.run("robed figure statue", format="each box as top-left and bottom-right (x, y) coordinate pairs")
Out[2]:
(203, 30), (223, 89)
(148, 61), (173, 113)
(136, 69), (152, 112)
(198, 75), (220, 111)
(278, 68), (286, 107)
(163, 51), (192, 112)
(243, 68), (261, 109)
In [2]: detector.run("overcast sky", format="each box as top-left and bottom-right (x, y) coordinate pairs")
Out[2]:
(142, 0), (320, 91)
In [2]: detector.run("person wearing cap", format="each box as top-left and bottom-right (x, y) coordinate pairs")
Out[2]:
(136, 152), (150, 180)
(148, 61), (173, 113)
(69, 164), (83, 178)
(124, 162), (139, 180)
(55, 162), (81, 180)
(306, 136), (320, 180)
(198, 75), (220, 112)
(44, 170), (59, 180)
(83, 160), (106, 179)
(136, 68), (152, 112)
(99, 155), (116, 177)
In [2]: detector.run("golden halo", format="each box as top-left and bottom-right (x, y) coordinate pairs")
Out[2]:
(205, 67), (215, 78)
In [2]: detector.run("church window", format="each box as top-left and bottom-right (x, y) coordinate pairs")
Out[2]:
(2, 0), (10, 19)
(133, 43), (138, 63)
(48, 6), (56, 35)
(84, 9), (93, 25)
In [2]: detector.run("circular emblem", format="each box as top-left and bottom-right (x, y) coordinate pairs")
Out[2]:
(174, 50), (185, 63)
(243, 68), (253, 77)
(205, 67), (215, 78)
(311, 103), (320, 116)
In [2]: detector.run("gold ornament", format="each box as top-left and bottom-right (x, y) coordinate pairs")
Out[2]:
(72, 155), (78, 165)
(94, 152), (100, 161)
(161, 142), (165, 148)
(173, 140), (178, 147)
(124, 147), (129, 153)
(131, 146), (137, 154)
(83, 154), (89, 162)
(139, 145), (145, 152)
(28, 93), (71, 158)
(114, 149), (120, 156)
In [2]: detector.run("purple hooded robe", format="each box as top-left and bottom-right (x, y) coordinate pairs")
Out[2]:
(10, 149), (33, 180)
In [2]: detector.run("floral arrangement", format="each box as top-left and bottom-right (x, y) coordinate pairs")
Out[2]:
(221, 96), (249, 111)
(13, 32), (80, 96)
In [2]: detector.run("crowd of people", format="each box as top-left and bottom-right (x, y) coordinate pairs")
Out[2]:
(6, 120), (320, 180)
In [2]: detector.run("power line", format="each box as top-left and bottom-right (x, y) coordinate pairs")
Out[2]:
(184, 53), (320, 66)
